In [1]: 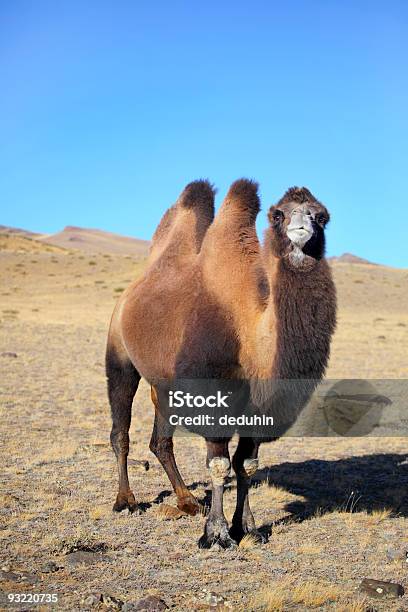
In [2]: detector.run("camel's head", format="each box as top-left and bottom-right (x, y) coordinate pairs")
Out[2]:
(267, 187), (330, 266)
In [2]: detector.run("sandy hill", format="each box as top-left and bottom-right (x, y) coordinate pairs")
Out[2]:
(0, 224), (41, 238)
(0, 233), (67, 253)
(38, 226), (150, 256)
(0, 224), (150, 256)
(328, 252), (377, 265)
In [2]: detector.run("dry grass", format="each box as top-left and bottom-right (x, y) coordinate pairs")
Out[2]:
(292, 581), (342, 607)
(334, 598), (369, 612)
(117, 561), (134, 579)
(251, 578), (341, 610)
(154, 503), (187, 520)
(252, 481), (298, 504)
(29, 441), (78, 466)
(0, 493), (22, 511)
(326, 508), (394, 529)
(250, 577), (293, 611)
(89, 505), (112, 521)
(297, 542), (323, 555)
(361, 508), (393, 525)
(238, 533), (261, 549)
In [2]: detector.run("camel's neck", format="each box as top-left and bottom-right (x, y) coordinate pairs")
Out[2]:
(246, 251), (336, 427)
(270, 255), (337, 380)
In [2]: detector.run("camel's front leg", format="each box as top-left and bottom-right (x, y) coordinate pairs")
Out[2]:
(199, 438), (237, 549)
(230, 436), (266, 543)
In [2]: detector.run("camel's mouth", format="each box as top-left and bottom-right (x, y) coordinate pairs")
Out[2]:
(287, 226), (313, 247)
(286, 209), (315, 247)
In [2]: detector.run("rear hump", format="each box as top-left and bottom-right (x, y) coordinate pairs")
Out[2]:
(178, 179), (216, 217)
(150, 179), (216, 262)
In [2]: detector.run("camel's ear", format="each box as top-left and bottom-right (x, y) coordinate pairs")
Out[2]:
(224, 179), (260, 222)
(177, 180), (216, 215)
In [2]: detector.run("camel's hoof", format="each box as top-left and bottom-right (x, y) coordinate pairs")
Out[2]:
(229, 526), (267, 545)
(198, 532), (238, 550)
(243, 529), (267, 545)
(112, 492), (141, 514)
(177, 496), (200, 516)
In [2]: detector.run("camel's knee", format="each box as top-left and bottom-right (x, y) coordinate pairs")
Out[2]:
(209, 457), (231, 486)
(232, 447), (259, 478)
(111, 429), (129, 457)
(149, 436), (173, 459)
(243, 458), (258, 478)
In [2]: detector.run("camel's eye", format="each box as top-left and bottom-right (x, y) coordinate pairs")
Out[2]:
(316, 214), (327, 226)
(272, 210), (284, 222)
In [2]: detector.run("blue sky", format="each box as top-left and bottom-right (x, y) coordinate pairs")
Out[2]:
(0, 1), (407, 267)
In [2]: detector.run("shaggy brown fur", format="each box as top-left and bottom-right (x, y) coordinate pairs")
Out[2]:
(106, 179), (337, 547)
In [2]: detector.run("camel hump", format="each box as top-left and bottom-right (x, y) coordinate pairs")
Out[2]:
(222, 178), (260, 223)
(150, 180), (216, 263)
(151, 206), (176, 247)
(177, 179), (216, 215)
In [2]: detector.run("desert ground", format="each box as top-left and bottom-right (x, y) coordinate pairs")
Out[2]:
(1, 232), (408, 611)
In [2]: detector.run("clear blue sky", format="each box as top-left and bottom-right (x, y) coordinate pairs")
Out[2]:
(1, 1), (407, 267)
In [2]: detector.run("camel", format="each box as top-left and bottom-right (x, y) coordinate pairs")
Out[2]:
(106, 179), (337, 548)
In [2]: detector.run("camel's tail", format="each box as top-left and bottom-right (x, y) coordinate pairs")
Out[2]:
(150, 179), (216, 263)
(220, 178), (260, 225)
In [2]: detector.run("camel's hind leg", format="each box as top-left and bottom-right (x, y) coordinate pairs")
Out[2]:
(149, 386), (200, 516)
(106, 347), (140, 513)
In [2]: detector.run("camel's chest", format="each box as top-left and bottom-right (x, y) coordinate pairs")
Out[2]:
(274, 280), (331, 379)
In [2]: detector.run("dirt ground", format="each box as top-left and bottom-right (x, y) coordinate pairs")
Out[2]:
(1, 245), (407, 611)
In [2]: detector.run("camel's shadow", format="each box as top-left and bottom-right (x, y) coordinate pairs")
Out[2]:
(150, 453), (407, 541)
(250, 452), (408, 537)
(184, 453), (408, 536)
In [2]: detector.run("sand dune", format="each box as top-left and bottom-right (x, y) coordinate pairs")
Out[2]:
(1, 224), (150, 256)
(0, 224), (41, 238)
(328, 252), (378, 265)
(0, 233), (67, 253)
(38, 225), (150, 256)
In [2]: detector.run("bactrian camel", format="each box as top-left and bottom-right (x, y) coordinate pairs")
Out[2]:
(106, 179), (336, 548)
